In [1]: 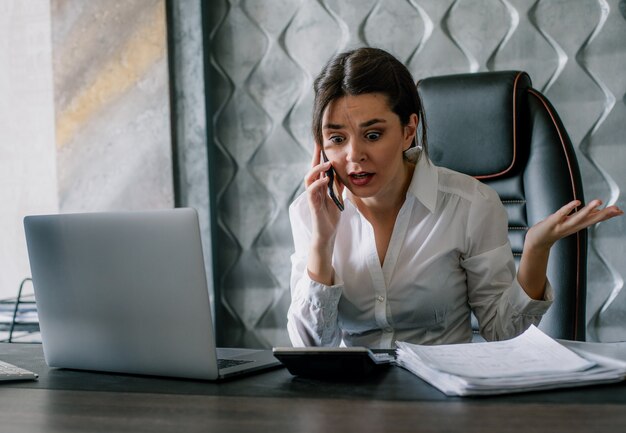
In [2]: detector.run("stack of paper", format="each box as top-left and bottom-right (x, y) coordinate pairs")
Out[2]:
(395, 325), (626, 396)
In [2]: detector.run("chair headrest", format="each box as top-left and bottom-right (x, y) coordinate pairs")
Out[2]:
(418, 71), (531, 179)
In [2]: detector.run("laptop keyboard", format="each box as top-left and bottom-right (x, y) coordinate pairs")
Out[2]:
(218, 358), (253, 370)
(0, 359), (38, 381)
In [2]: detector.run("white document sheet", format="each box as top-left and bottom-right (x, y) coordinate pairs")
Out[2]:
(395, 325), (626, 396)
(404, 325), (594, 378)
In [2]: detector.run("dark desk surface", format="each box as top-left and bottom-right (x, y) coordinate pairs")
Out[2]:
(2, 343), (626, 433)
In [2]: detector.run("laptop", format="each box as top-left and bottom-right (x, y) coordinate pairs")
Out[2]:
(23, 208), (281, 380)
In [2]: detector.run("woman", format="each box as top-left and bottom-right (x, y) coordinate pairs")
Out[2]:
(287, 47), (622, 348)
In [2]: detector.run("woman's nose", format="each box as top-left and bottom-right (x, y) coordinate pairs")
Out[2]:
(346, 139), (366, 162)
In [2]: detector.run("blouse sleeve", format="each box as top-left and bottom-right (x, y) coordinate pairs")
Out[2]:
(460, 182), (554, 341)
(286, 194), (343, 347)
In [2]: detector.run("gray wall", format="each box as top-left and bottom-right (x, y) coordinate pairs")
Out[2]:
(52, 0), (173, 213)
(183, 0), (626, 346)
(0, 0), (57, 302)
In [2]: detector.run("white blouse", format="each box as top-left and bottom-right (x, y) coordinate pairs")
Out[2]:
(287, 152), (553, 348)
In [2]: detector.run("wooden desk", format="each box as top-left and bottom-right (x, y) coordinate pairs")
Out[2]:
(2, 343), (626, 433)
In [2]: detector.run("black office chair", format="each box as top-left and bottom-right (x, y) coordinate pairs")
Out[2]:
(418, 71), (587, 341)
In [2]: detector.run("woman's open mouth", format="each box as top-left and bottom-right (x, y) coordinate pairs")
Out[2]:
(349, 172), (374, 186)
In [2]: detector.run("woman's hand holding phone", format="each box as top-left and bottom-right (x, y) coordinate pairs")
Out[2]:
(304, 144), (344, 236)
(304, 144), (345, 285)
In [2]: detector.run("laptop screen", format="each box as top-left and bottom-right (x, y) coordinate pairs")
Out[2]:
(24, 208), (221, 379)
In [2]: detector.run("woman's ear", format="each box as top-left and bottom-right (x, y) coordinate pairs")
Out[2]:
(403, 113), (419, 151)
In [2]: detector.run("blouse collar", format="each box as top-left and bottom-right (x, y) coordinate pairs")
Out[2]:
(405, 147), (438, 214)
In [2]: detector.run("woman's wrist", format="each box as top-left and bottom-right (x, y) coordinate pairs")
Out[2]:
(523, 225), (555, 253)
(517, 241), (551, 300)
(310, 233), (336, 254)
(307, 241), (335, 286)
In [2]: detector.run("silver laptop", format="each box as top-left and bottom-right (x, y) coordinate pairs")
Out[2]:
(23, 208), (281, 380)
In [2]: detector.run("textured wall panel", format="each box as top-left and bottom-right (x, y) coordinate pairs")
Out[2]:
(578, 0), (626, 341)
(490, 0), (557, 89)
(202, 0), (626, 346)
(447, 0), (509, 72)
(363, 1), (424, 61)
(407, 0), (468, 77)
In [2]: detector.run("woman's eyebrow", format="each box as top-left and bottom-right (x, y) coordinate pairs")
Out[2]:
(323, 118), (387, 130)
(360, 118), (386, 128)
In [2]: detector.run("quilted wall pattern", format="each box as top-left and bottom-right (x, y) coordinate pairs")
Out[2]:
(200, 0), (626, 346)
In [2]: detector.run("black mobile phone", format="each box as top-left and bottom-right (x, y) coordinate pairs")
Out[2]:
(321, 151), (344, 212)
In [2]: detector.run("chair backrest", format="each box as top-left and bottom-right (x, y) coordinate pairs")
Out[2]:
(418, 71), (587, 341)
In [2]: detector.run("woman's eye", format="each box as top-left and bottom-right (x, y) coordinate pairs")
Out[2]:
(329, 136), (344, 144)
(365, 132), (381, 141)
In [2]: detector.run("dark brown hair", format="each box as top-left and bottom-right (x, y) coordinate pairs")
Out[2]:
(312, 47), (427, 156)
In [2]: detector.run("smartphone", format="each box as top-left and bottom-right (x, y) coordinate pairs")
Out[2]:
(321, 151), (344, 212)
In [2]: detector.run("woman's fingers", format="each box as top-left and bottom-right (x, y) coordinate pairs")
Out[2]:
(556, 199), (622, 234)
(576, 205), (623, 227)
(308, 176), (329, 192)
(553, 200), (581, 220)
(557, 200), (596, 226)
(597, 205), (624, 221)
(305, 171), (330, 208)
(304, 160), (331, 187)
(524, 199), (622, 252)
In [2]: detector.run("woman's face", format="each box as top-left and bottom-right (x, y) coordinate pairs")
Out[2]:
(321, 93), (417, 203)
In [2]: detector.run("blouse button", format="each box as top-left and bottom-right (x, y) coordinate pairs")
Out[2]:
(376, 295), (385, 302)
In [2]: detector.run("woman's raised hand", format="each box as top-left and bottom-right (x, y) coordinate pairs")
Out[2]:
(304, 143), (345, 286)
(525, 199), (623, 252)
(305, 143), (344, 246)
(518, 199), (623, 300)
